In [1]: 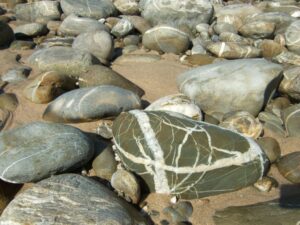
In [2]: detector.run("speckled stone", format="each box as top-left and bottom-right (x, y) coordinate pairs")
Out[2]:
(112, 110), (268, 199)
(285, 20), (300, 54)
(0, 21), (14, 47)
(282, 103), (300, 137)
(0, 174), (149, 225)
(256, 137), (281, 163)
(0, 122), (94, 183)
(277, 152), (300, 183)
(43, 85), (141, 123)
(177, 59), (283, 120)
(279, 66), (300, 101)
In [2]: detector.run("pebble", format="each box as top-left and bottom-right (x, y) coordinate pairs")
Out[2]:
(14, 23), (48, 38)
(256, 137), (281, 163)
(0, 93), (18, 112)
(277, 152), (300, 183)
(282, 103), (300, 137)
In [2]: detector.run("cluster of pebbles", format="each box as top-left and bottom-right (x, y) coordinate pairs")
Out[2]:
(0, 0), (299, 224)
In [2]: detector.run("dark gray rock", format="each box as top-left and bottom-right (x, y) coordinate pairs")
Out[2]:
(0, 21), (14, 47)
(111, 19), (134, 38)
(0, 122), (94, 183)
(0, 174), (149, 225)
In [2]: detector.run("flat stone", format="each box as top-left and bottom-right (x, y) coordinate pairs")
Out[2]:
(113, 54), (161, 64)
(265, 97), (291, 119)
(61, 0), (117, 19)
(72, 30), (113, 65)
(43, 85), (141, 123)
(77, 65), (144, 97)
(285, 20), (300, 54)
(180, 54), (215, 66)
(0, 21), (14, 47)
(279, 66), (300, 100)
(27, 46), (96, 77)
(239, 21), (276, 39)
(112, 110), (268, 199)
(14, 22), (48, 38)
(0, 174), (149, 225)
(58, 14), (109, 37)
(0, 122), (94, 183)
(114, 0), (139, 15)
(177, 59), (283, 120)
(274, 51), (300, 66)
(15, 1), (61, 24)
(282, 103), (300, 137)
(277, 152), (300, 183)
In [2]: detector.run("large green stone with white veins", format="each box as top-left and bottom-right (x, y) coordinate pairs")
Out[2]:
(112, 110), (268, 199)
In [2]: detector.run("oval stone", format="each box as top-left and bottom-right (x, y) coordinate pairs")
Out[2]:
(277, 152), (300, 183)
(279, 66), (300, 101)
(285, 20), (300, 54)
(0, 122), (94, 183)
(112, 110), (268, 199)
(282, 103), (300, 137)
(0, 174), (149, 225)
(43, 85), (141, 123)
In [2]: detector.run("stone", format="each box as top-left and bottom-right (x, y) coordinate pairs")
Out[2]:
(77, 65), (144, 97)
(1, 66), (31, 84)
(239, 21), (276, 39)
(113, 54), (161, 64)
(111, 169), (141, 204)
(112, 110), (268, 199)
(95, 120), (113, 139)
(111, 19), (134, 38)
(279, 66), (300, 101)
(253, 177), (277, 192)
(260, 40), (284, 58)
(145, 94), (202, 121)
(58, 14), (109, 37)
(122, 15), (151, 34)
(206, 42), (261, 59)
(10, 40), (35, 50)
(43, 85), (141, 123)
(72, 30), (113, 65)
(39, 37), (74, 49)
(0, 108), (12, 131)
(0, 122), (94, 183)
(61, 0), (117, 19)
(218, 32), (252, 45)
(24, 71), (77, 104)
(216, 15), (243, 30)
(14, 22), (48, 38)
(92, 144), (117, 180)
(177, 59), (283, 120)
(0, 93), (18, 112)
(15, 1), (61, 24)
(0, 174), (149, 224)
(114, 0), (139, 15)
(277, 152), (300, 183)
(213, 22), (237, 35)
(220, 111), (263, 139)
(274, 51), (300, 66)
(163, 201), (193, 223)
(258, 111), (286, 136)
(46, 20), (61, 34)
(265, 97), (291, 118)
(256, 137), (281, 163)
(180, 54), (215, 67)
(214, 4), (262, 21)
(0, 21), (14, 47)
(0, 180), (20, 214)
(123, 35), (140, 46)
(142, 25), (190, 55)
(140, 0), (213, 32)
(27, 47), (96, 77)
(282, 104), (300, 137)
(285, 20), (300, 54)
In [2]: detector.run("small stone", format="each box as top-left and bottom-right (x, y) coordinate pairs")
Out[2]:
(274, 51), (300, 66)
(219, 32), (252, 45)
(256, 137), (281, 163)
(0, 21), (14, 47)
(114, 0), (139, 15)
(10, 40), (35, 50)
(0, 93), (18, 112)
(265, 97), (291, 118)
(173, 202), (193, 219)
(46, 20), (61, 34)
(111, 18), (134, 38)
(260, 40), (284, 58)
(163, 206), (187, 224)
(277, 152), (300, 183)
(113, 54), (161, 64)
(285, 20), (300, 54)
(123, 35), (140, 46)
(95, 120), (113, 139)
(181, 54), (215, 66)
(213, 22), (237, 35)
(39, 37), (74, 48)
(123, 44), (139, 54)
(122, 15), (151, 34)
(279, 66), (300, 101)
(258, 111), (286, 136)
(253, 177), (276, 192)
(14, 23), (48, 38)
(1, 66), (31, 84)
(239, 21), (275, 39)
(282, 103), (300, 137)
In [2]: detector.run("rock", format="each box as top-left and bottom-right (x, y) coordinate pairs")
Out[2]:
(39, 37), (74, 48)
(265, 97), (291, 118)
(253, 177), (277, 192)
(279, 66), (300, 101)
(111, 19), (134, 38)
(10, 40), (35, 50)
(218, 32), (252, 45)
(239, 21), (276, 39)
(0, 93), (18, 112)
(15, 1), (61, 24)
(258, 111), (286, 136)
(217, 15), (243, 30)
(177, 59), (283, 120)
(61, 0), (117, 19)
(0, 174), (149, 224)
(112, 110), (268, 199)
(220, 111), (263, 139)
(27, 46), (96, 76)
(58, 14), (109, 37)
(142, 25), (190, 54)
(14, 22), (48, 38)
(123, 35), (140, 46)
(122, 15), (151, 34)
(77, 65), (144, 97)
(285, 20), (300, 54)
(24, 71), (77, 104)
(214, 4), (262, 21)
(145, 94), (202, 121)
(0, 122), (94, 183)
(123, 43), (138, 53)
(113, 54), (161, 64)
(260, 40), (284, 58)
(95, 120), (113, 139)
(282, 103), (300, 137)
(72, 30), (113, 65)
(163, 207), (187, 224)
(1, 66), (31, 84)
(140, 0), (213, 32)
(111, 169), (141, 204)
(277, 152), (300, 183)
(214, 199), (300, 225)
(206, 42), (261, 59)
(213, 23), (237, 35)
(163, 201), (193, 223)
(256, 137), (281, 163)
(92, 144), (117, 180)
(46, 20), (61, 34)
(114, 0), (139, 15)
(43, 85), (141, 123)
(0, 21), (14, 47)
(274, 51), (300, 66)
(0, 108), (12, 131)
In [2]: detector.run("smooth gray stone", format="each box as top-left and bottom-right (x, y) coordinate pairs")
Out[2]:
(142, 25), (190, 54)
(61, 0), (117, 19)
(43, 85), (141, 123)
(27, 46), (97, 76)
(58, 14), (110, 37)
(111, 19), (134, 38)
(14, 23), (48, 38)
(0, 21), (14, 47)
(0, 122), (94, 183)
(112, 110), (268, 199)
(15, 1), (61, 24)
(1, 66), (31, 84)
(285, 20), (300, 54)
(218, 32), (252, 46)
(0, 174), (149, 225)
(113, 0), (139, 15)
(282, 103), (300, 137)
(177, 59), (283, 120)
(72, 30), (113, 65)
(140, 0), (213, 32)
(214, 199), (300, 225)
